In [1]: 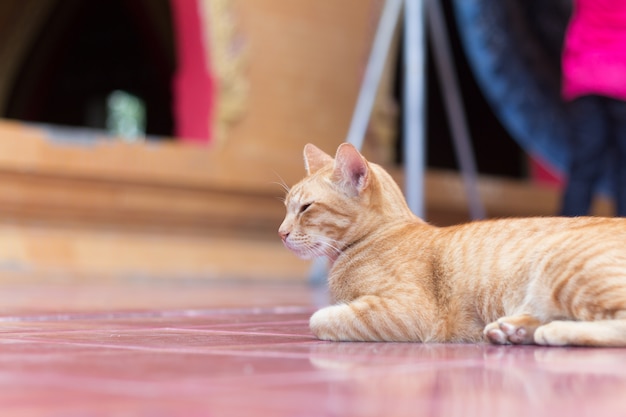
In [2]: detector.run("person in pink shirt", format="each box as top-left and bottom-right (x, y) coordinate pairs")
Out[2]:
(560, 0), (626, 216)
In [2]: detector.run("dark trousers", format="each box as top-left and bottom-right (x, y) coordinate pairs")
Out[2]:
(560, 95), (626, 217)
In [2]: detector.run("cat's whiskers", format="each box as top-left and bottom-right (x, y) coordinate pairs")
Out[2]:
(307, 233), (359, 267)
(270, 182), (291, 195)
(270, 170), (291, 194)
(307, 233), (341, 254)
(317, 240), (342, 257)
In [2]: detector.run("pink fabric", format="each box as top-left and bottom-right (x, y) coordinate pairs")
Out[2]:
(170, 0), (214, 143)
(562, 0), (626, 101)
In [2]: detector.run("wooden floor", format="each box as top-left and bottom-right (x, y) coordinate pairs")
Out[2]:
(1, 279), (625, 417)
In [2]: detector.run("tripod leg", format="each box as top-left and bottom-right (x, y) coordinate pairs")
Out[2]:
(427, 0), (485, 220)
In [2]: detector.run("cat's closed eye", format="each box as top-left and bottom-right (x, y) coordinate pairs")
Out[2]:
(299, 203), (313, 214)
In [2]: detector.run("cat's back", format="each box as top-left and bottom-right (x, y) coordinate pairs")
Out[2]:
(440, 216), (626, 244)
(436, 216), (626, 297)
(436, 216), (626, 265)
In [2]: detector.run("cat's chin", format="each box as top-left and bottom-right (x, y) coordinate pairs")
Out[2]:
(283, 242), (325, 260)
(288, 247), (317, 260)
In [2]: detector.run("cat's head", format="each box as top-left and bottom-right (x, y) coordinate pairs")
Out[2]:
(278, 143), (412, 260)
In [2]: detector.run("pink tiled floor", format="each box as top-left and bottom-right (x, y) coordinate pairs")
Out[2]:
(1, 279), (626, 417)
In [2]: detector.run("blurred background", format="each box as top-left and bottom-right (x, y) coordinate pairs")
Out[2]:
(0, 0), (612, 282)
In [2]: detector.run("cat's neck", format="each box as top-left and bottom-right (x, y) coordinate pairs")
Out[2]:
(328, 216), (429, 267)
(369, 164), (423, 223)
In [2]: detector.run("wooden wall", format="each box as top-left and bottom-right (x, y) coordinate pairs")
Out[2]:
(0, 121), (309, 281)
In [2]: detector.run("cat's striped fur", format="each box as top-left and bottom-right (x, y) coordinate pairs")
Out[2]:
(279, 143), (626, 346)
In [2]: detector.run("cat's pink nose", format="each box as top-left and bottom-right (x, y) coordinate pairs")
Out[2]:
(278, 230), (289, 241)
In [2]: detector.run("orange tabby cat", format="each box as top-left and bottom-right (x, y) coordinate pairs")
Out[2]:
(279, 143), (626, 346)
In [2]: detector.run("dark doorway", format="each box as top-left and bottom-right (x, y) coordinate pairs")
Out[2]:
(5, 0), (176, 138)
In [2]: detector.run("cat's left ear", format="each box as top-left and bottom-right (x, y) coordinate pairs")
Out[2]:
(332, 143), (369, 196)
(304, 144), (333, 175)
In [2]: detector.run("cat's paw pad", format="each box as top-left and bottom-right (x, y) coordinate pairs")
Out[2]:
(484, 322), (510, 345)
(484, 321), (526, 345)
(499, 321), (529, 344)
(484, 315), (541, 345)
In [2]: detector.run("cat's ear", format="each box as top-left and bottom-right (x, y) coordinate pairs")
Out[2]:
(303, 144), (333, 175)
(332, 143), (369, 196)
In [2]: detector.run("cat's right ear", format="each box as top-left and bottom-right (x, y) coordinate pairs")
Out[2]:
(332, 143), (369, 197)
(303, 144), (333, 175)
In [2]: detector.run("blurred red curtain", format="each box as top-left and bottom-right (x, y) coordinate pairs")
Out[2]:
(170, 0), (214, 143)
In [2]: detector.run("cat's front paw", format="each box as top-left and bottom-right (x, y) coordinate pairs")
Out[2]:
(310, 305), (344, 341)
(484, 321), (510, 345)
(484, 314), (542, 345)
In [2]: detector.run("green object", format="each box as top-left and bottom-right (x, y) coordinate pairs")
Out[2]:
(106, 90), (146, 141)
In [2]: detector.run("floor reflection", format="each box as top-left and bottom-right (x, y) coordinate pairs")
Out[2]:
(308, 343), (626, 417)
